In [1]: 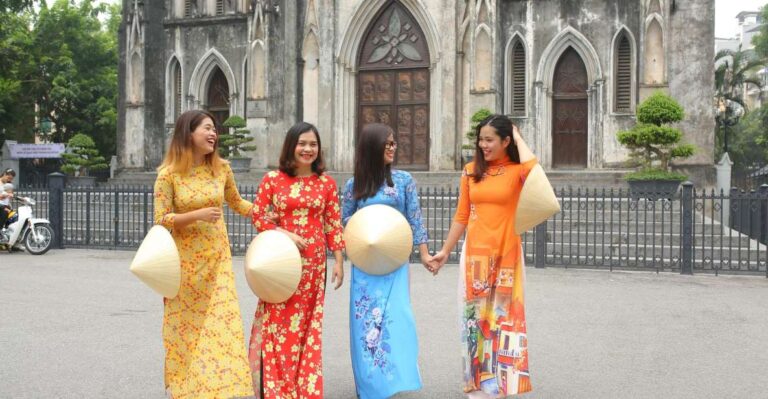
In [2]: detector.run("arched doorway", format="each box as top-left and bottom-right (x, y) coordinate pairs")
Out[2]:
(206, 66), (230, 132)
(552, 48), (588, 168)
(357, 1), (430, 170)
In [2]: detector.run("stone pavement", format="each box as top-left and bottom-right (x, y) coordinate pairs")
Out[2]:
(1, 249), (767, 399)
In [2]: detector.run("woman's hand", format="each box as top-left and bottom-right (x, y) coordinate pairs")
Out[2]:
(428, 250), (449, 275)
(267, 211), (279, 224)
(331, 260), (344, 290)
(195, 207), (222, 223)
(512, 124), (523, 145)
(286, 231), (308, 251)
(420, 252), (434, 272)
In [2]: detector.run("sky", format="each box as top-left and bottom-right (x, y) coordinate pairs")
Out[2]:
(716, 0), (767, 38)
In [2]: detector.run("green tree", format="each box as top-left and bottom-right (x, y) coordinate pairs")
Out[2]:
(218, 115), (257, 158)
(751, 4), (768, 59)
(61, 133), (109, 176)
(0, 0), (33, 13)
(714, 46), (763, 112)
(30, 0), (119, 157)
(617, 92), (695, 181)
(463, 108), (492, 150)
(0, 8), (36, 147)
(727, 103), (768, 173)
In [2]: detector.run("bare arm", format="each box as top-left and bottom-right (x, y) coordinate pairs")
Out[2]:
(513, 125), (535, 163)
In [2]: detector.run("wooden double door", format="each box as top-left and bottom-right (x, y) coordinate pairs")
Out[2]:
(356, 1), (431, 170)
(357, 69), (429, 170)
(552, 48), (588, 168)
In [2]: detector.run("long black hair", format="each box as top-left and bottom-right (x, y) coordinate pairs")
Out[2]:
(278, 121), (326, 177)
(471, 114), (520, 183)
(352, 123), (394, 200)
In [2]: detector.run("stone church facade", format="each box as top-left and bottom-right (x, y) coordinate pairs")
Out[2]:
(118, 0), (715, 179)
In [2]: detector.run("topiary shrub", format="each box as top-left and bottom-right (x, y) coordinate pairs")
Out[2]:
(463, 108), (493, 150)
(218, 115), (257, 159)
(617, 92), (696, 181)
(61, 133), (109, 176)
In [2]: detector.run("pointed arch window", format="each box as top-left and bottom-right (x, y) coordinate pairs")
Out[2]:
(509, 39), (526, 116)
(614, 33), (632, 112)
(184, 0), (193, 17)
(173, 60), (182, 119)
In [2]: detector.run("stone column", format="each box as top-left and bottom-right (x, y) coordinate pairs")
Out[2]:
(715, 152), (733, 227)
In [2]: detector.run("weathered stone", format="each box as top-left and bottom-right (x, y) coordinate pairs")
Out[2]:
(116, 0), (715, 185)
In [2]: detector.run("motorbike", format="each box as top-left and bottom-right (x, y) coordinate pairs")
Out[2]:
(0, 196), (54, 255)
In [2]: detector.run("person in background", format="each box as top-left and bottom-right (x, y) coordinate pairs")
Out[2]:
(0, 168), (16, 228)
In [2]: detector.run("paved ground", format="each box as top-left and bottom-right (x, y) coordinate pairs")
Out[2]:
(1, 249), (767, 399)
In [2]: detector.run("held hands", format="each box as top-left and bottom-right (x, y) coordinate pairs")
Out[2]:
(426, 250), (449, 275)
(421, 250), (448, 275)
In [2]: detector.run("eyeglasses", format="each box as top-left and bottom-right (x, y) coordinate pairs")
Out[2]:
(385, 141), (398, 150)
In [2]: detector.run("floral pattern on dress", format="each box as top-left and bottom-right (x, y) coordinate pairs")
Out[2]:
(248, 170), (344, 399)
(453, 158), (538, 396)
(153, 163), (255, 399)
(353, 281), (395, 379)
(342, 170), (426, 398)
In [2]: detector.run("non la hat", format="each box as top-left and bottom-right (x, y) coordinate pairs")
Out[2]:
(244, 230), (302, 303)
(129, 225), (181, 298)
(343, 204), (413, 275)
(515, 164), (561, 234)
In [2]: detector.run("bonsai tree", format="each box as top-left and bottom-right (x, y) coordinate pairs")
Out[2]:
(218, 115), (256, 158)
(463, 108), (493, 150)
(61, 133), (109, 176)
(617, 92), (696, 181)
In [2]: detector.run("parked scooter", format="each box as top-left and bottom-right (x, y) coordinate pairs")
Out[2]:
(0, 196), (54, 255)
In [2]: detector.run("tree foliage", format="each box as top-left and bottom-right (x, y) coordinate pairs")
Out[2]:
(715, 46), (764, 112)
(752, 5), (768, 61)
(61, 133), (108, 176)
(726, 103), (768, 173)
(617, 92), (695, 181)
(0, 0), (120, 158)
(218, 115), (257, 158)
(463, 108), (492, 150)
(0, 0), (33, 13)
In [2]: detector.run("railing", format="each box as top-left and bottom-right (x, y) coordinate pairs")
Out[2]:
(18, 175), (768, 276)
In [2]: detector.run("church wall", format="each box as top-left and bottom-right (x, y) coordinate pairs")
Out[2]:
(117, 0), (715, 178)
(667, 0), (715, 183)
(332, 0), (459, 171)
(496, 0), (713, 181)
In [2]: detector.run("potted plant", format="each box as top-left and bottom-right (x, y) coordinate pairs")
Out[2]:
(61, 133), (109, 187)
(219, 115), (257, 172)
(617, 92), (696, 200)
(462, 108), (492, 164)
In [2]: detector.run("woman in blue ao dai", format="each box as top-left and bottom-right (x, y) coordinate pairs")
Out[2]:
(341, 123), (433, 399)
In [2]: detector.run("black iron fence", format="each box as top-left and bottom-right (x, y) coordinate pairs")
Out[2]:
(15, 175), (768, 277)
(733, 165), (768, 191)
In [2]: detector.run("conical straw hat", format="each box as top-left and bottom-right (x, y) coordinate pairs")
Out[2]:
(244, 230), (302, 303)
(515, 164), (561, 234)
(129, 225), (181, 298)
(343, 204), (413, 275)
